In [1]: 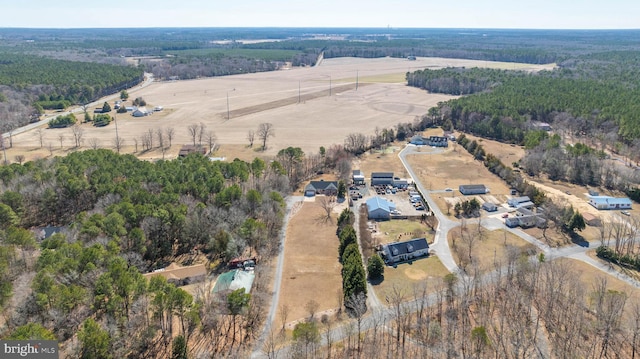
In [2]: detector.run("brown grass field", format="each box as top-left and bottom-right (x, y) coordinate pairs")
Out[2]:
(374, 219), (433, 245)
(448, 224), (537, 273)
(276, 200), (343, 327)
(4, 57), (554, 163)
(372, 255), (451, 303)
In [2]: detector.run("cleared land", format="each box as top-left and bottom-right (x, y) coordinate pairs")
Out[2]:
(448, 224), (537, 273)
(372, 256), (450, 302)
(5, 57), (554, 163)
(374, 219), (433, 245)
(276, 200), (343, 328)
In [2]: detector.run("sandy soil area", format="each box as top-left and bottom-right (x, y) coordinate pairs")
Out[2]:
(4, 57), (554, 162)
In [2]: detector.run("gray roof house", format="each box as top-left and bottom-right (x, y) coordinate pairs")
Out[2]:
(380, 238), (429, 264)
(305, 180), (338, 196)
(459, 184), (488, 195)
(482, 202), (498, 212)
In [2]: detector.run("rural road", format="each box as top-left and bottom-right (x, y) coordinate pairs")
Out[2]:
(398, 145), (463, 276)
(251, 143), (640, 358)
(1, 73), (154, 140)
(251, 196), (303, 358)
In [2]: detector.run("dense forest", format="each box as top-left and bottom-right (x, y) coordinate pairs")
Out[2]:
(0, 149), (291, 356)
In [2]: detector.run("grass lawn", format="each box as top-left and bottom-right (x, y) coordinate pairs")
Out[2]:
(372, 255), (450, 304)
(375, 219), (434, 245)
(448, 224), (537, 273)
(276, 201), (343, 325)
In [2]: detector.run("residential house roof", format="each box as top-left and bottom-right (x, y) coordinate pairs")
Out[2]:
(589, 196), (632, 206)
(305, 180), (338, 192)
(386, 238), (429, 257)
(371, 172), (394, 178)
(459, 184), (487, 191)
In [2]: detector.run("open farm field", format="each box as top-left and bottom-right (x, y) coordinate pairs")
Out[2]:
(5, 57), (553, 163)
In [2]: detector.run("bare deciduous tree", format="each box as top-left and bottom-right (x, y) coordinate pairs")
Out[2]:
(205, 130), (217, 153)
(88, 138), (100, 150)
(257, 122), (274, 150)
(165, 127), (175, 147)
(57, 134), (65, 148)
(113, 136), (125, 153)
(71, 124), (84, 148)
(198, 122), (206, 145)
(305, 300), (320, 322)
(14, 154), (24, 164)
(187, 123), (199, 146)
(316, 196), (337, 224)
(247, 130), (255, 148)
(34, 128), (45, 148)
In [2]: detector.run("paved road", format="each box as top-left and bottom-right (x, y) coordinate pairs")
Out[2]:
(2, 73), (154, 140)
(252, 143), (640, 357)
(398, 145), (462, 276)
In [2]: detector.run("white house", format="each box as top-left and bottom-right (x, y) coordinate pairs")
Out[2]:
(589, 196), (632, 210)
(132, 107), (150, 117)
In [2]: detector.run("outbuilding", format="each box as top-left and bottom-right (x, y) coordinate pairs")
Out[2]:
(482, 202), (498, 212)
(371, 172), (394, 186)
(352, 170), (365, 185)
(459, 184), (488, 195)
(588, 196), (632, 210)
(366, 196), (396, 220)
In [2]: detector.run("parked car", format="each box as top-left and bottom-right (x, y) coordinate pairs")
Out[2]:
(502, 213), (509, 218)
(445, 188), (453, 192)
(621, 210), (631, 216)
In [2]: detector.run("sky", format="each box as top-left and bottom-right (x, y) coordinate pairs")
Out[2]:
(1, 0), (638, 29)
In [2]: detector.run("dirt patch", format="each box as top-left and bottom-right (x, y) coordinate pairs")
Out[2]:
(404, 267), (428, 280)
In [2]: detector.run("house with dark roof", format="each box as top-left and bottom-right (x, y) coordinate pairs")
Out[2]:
(428, 136), (449, 147)
(304, 180), (338, 196)
(380, 238), (429, 264)
(459, 184), (488, 195)
(371, 172), (394, 186)
(178, 144), (208, 157)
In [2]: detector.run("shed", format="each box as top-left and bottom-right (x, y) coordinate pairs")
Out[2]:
(366, 196), (396, 220)
(482, 202), (498, 212)
(352, 170), (365, 185)
(582, 212), (602, 227)
(459, 184), (488, 195)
